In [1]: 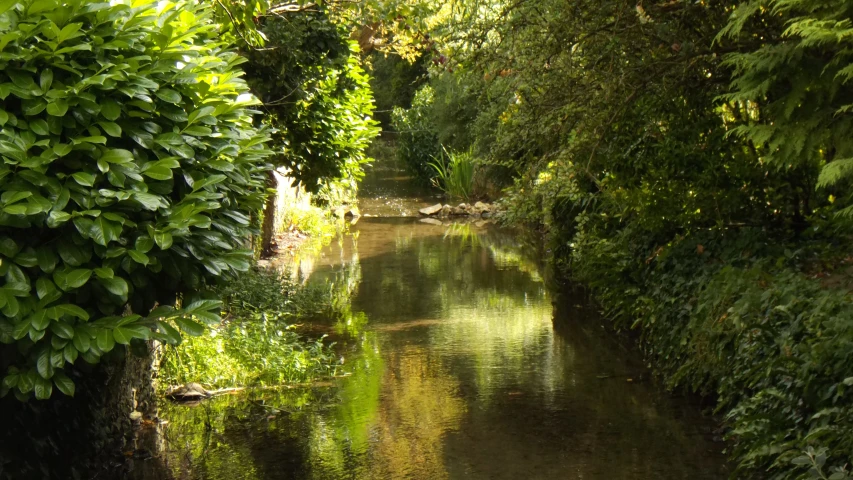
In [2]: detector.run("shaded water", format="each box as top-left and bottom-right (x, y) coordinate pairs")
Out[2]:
(136, 217), (728, 479)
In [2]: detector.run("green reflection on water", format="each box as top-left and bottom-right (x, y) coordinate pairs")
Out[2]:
(138, 219), (726, 480)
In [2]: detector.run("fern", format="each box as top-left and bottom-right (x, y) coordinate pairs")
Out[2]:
(721, 0), (853, 198)
(817, 157), (853, 188)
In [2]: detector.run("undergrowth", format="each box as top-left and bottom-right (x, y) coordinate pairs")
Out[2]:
(569, 225), (853, 479)
(158, 268), (340, 390)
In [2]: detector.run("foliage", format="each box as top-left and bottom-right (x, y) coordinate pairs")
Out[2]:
(366, 50), (428, 128)
(159, 267), (339, 389)
(405, 0), (853, 477)
(0, 0), (271, 399)
(242, 10), (380, 197)
(390, 85), (440, 183)
(718, 0), (853, 215)
(428, 146), (475, 199)
(571, 226), (853, 479)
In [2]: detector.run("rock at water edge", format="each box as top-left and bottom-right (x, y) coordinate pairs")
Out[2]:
(419, 203), (443, 216)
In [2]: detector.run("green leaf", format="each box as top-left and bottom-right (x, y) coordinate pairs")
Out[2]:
(0, 0), (18, 16)
(4, 204), (28, 215)
(94, 267), (114, 279)
(34, 377), (53, 400)
(156, 320), (182, 345)
(101, 100), (121, 121)
(2, 295), (19, 317)
(184, 299), (222, 313)
(0, 237), (19, 257)
(12, 318), (31, 340)
(174, 317), (204, 337)
(30, 119), (49, 135)
(155, 89), (181, 104)
(2, 372), (19, 389)
(90, 216), (121, 246)
(134, 236), (154, 253)
(112, 325), (148, 345)
(30, 310), (49, 330)
(50, 335), (67, 350)
(57, 23), (83, 44)
(57, 240), (89, 266)
(53, 371), (75, 397)
(50, 349), (64, 368)
(142, 163), (173, 181)
(100, 149), (134, 164)
(96, 328), (115, 352)
(127, 250), (149, 265)
(39, 70), (53, 91)
(63, 344), (78, 364)
(51, 321), (75, 340)
(154, 231), (173, 249)
(132, 192), (165, 211)
(35, 278), (57, 299)
(47, 211), (72, 227)
(17, 371), (35, 394)
(36, 248), (58, 272)
(99, 276), (128, 297)
(58, 304), (89, 320)
(73, 136), (107, 145)
(53, 269), (93, 291)
(71, 172), (96, 187)
(53, 143), (72, 156)
(72, 332), (90, 352)
(46, 99), (68, 116)
(36, 349), (53, 379)
(98, 121), (121, 137)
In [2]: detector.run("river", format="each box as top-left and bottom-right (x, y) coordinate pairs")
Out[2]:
(131, 151), (728, 479)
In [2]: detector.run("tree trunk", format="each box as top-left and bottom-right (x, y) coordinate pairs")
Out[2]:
(260, 170), (277, 258)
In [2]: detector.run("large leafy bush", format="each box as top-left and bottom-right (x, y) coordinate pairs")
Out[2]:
(242, 10), (379, 198)
(0, 0), (270, 399)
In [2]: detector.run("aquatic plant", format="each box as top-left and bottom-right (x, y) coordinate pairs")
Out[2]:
(428, 146), (476, 200)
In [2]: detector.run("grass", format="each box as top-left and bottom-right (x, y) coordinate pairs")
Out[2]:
(428, 146), (476, 200)
(157, 268), (340, 391)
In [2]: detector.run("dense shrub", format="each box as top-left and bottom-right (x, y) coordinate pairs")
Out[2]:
(391, 85), (440, 183)
(242, 10), (379, 199)
(0, 0), (270, 399)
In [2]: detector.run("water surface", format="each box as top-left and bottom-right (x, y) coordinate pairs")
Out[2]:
(140, 218), (727, 479)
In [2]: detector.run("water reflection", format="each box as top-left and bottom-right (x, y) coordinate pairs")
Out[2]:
(136, 219), (727, 479)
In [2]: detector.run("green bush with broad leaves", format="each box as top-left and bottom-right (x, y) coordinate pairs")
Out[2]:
(0, 0), (271, 400)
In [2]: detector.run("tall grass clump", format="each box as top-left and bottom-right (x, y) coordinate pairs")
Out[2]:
(429, 146), (476, 200)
